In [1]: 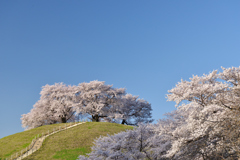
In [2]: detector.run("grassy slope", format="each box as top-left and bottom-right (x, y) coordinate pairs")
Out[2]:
(23, 122), (133, 160)
(0, 123), (70, 160)
(0, 122), (133, 160)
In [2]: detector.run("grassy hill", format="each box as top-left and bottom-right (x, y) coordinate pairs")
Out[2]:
(0, 122), (133, 160)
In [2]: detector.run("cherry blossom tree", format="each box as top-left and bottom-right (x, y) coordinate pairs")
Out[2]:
(21, 101), (51, 130)
(21, 83), (77, 130)
(78, 124), (165, 160)
(39, 83), (76, 123)
(74, 81), (126, 122)
(166, 67), (240, 159)
(74, 81), (153, 124)
(112, 94), (153, 125)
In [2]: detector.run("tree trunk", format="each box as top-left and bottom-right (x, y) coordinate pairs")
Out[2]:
(121, 119), (126, 125)
(92, 115), (100, 122)
(61, 117), (67, 123)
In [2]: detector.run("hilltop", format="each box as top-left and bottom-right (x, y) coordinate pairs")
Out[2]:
(0, 122), (133, 160)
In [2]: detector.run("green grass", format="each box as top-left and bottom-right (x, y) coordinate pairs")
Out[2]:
(23, 122), (133, 160)
(0, 123), (78, 160)
(52, 148), (88, 159)
(0, 122), (133, 160)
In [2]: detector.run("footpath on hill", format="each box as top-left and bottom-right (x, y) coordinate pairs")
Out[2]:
(11, 122), (86, 160)
(22, 122), (134, 160)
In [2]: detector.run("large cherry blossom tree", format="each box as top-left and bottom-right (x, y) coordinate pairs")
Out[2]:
(74, 81), (153, 124)
(21, 83), (77, 130)
(166, 67), (240, 159)
(74, 81), (126, 122)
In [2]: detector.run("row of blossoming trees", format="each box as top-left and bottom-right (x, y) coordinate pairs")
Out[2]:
(79, 66), (240, 160)
(21, 81), (153, 130)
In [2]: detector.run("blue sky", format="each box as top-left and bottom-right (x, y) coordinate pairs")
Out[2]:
(0, 0), (240, 139)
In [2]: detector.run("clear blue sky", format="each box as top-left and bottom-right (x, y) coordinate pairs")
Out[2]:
(1, 0), (240, 139)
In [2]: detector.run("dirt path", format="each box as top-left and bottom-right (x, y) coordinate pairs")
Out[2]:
(14, 122), (86, 160)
